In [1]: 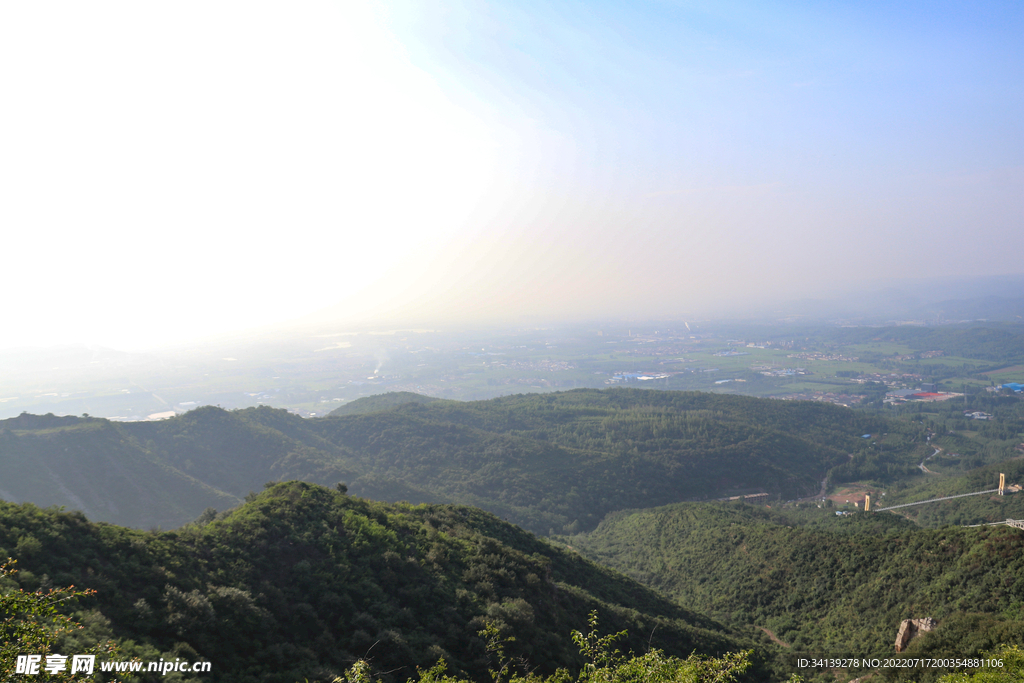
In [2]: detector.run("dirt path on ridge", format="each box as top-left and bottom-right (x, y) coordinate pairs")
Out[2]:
(758, 626), (791, 648)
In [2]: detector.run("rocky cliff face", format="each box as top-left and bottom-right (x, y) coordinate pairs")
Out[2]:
(895, 618), (937, 652)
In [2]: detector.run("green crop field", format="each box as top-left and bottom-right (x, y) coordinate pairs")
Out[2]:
(983, 365), (1024, 382)
(845, 341), (918, 355)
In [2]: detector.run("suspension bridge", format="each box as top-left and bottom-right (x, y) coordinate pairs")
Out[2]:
(866, 473), (1022, 528)
(873, 488), (1001, 512)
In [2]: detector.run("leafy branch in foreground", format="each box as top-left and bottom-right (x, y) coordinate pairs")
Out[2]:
(0, 559), (117, 682)
(571, 610), (628, 680)
(343, 611), (752, 683)
(568, 612), (750, 683)
(479, 621), (522, 683)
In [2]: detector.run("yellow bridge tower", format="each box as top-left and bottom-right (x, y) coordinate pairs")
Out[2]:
(999, 473), (1006, 496)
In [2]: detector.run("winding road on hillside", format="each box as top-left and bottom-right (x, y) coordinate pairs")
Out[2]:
(919, 447), (942, 474)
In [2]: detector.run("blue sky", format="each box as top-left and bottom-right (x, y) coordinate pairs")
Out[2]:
(1, 1), (1021, 349)
(364, 0), (1023, 319)
(388, 0), (1022, 180)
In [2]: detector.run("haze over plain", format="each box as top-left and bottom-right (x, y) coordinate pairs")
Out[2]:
(2, 0), (1022, 351)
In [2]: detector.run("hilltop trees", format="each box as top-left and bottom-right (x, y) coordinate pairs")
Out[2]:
(0, 484), (753, 682)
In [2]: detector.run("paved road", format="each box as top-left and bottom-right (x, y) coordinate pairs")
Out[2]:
(919, 447), (942, 474)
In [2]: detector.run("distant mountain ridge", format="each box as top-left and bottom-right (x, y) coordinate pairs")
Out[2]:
(1, 389), (891, 532)
(328, 391), (442, 416)
(765, 274), (1024, 324)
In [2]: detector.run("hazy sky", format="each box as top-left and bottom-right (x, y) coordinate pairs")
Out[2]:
(2, 1), (1022, 350)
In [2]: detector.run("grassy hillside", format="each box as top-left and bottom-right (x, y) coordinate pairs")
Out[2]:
(0, 482), (757, 683)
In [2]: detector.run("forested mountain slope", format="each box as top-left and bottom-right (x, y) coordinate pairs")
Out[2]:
(1, 389), (899, 532)
(0, 482), (756, 683)
(0, 414), (241, 529)
(314, 389), (887, 534)
(566, 502), (1024, 667)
